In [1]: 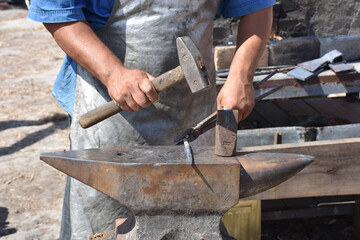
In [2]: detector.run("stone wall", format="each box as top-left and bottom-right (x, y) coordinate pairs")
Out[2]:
(275, 0), (360, 38)
(214, 0), (360, 44)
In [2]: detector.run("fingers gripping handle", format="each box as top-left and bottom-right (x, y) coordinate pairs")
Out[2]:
(78, 66), (184, 129)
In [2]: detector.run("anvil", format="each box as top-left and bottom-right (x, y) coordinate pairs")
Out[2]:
(40, 146), (313, 239)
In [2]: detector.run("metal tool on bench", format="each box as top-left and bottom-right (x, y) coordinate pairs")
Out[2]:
(174, 69), (284, 146)
(79, 36), (211, 129)
(287, 50), (344, 81)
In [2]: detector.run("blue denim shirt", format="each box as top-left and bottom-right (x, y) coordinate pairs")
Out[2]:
(28, 0), (275, 115)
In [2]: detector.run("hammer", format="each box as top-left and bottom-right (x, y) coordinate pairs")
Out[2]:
(79, 36), (210, 129)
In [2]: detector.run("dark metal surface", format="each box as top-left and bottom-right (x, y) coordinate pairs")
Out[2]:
(298, 49), (343, 72)
(253, 70), (278, 88)
(40, 146), (313, 212)
(176, 36), (210, 93)
(287, 67), (315, 81)
(214, 110), (238, 157)
(237, 151), (312, 198)
(328, 63), (355, 73)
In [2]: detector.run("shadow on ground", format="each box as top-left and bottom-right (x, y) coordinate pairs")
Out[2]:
(0, 113), (69, 156)
(0, 207), (17, 237)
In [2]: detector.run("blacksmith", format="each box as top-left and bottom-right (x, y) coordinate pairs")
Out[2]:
(29, 0), (274, 239)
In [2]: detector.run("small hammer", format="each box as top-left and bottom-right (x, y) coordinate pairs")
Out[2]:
(79, 36), (210, 129)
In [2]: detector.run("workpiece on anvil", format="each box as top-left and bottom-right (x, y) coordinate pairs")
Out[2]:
(174, 86), (284, 145)
(79, 36), (210, 129)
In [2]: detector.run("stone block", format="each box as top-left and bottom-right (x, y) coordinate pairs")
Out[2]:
(319, 34), (360, 61)
(258, 46), (269, 67)
(214, 45), (236, 70)
(268, 36), (320, 66)
(214, 45), (268, 70)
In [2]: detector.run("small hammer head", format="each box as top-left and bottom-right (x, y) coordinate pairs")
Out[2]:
(214, 110), (238, 157)
(176, 36), (211, 93)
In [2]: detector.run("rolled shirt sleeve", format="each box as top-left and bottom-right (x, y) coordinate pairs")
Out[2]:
(219, 0), (276, 18)
(27, 0), (114, 116)
(28, 0), (87, 23)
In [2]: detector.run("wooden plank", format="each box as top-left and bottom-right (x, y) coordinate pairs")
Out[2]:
(325, 98), (360, 122)
(247, 97), (360, 128)
(239, 137), (360, 200)
(316, 123), (360, 141)
(304, 98), (360, 123)
(237, 127), (305, 147)
(273, 99), (320, 119)
(241, 108), (273, 129)
(251, 101), (290, 127)
(237, 123), (360, 147)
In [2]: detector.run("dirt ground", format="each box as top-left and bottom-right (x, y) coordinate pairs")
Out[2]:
(0, 6), (68, 240)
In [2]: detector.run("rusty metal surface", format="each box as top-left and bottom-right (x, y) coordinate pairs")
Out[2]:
(40, 146), (313, 212)
(214, 110), (238, 157)
(176, 36), (210, 93)
(41, 146), (240, 212)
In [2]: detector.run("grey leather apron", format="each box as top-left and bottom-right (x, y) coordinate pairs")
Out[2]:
(60, 1), (221, 239)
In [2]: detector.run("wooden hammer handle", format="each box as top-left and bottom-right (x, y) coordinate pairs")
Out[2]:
(79, 66), (184, 128)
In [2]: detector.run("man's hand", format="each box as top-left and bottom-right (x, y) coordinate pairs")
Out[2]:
(217, 6), (273, 121)
(105, 68), (158, 112)
(44, 21), (158, 112)
(217, 78), (255, 121)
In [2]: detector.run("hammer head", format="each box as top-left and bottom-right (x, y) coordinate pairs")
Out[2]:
(176, 36), (211, 93)
(214, 110), (239, 157)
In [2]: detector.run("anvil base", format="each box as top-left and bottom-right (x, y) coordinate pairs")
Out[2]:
(92, 211), (233, 240)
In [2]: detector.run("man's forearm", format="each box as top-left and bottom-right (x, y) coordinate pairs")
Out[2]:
(44, 21), (125, 86)
(43, 21), (157, 112)
(216, 6), (273, 120)
(230, 6), (273, 84)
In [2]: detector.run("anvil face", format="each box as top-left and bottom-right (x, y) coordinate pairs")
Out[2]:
(40, 146), (313, 212)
